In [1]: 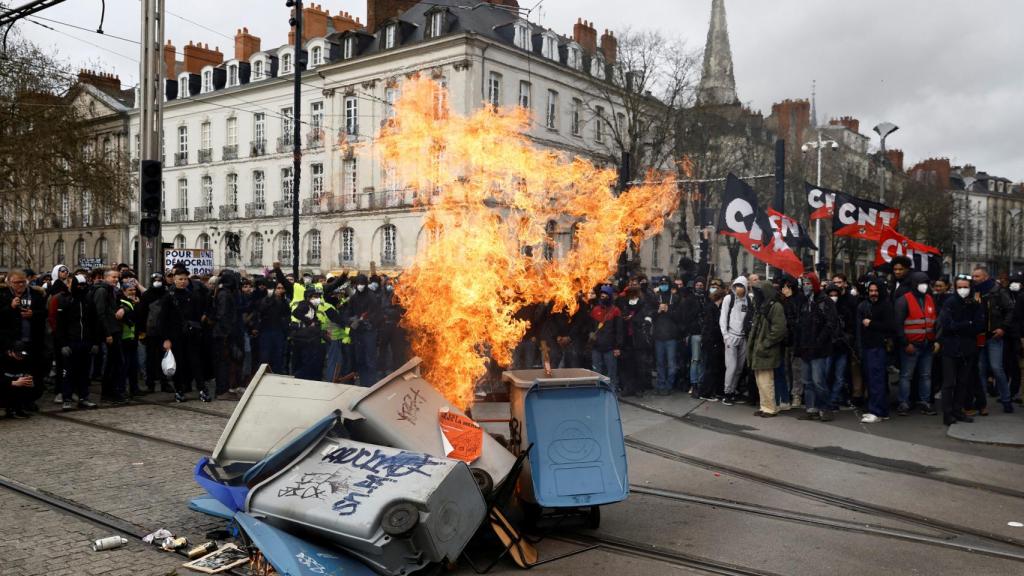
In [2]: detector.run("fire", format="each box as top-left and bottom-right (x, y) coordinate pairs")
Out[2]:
(371, 77), (678, 408)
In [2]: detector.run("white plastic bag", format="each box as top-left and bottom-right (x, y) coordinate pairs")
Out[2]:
(161, 350), (177, 377)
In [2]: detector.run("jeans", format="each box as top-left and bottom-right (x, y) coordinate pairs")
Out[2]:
(898, 342), (933, 405)
(804, 357), (830, 411)
(259, 329), (287, 375)
(592, 349), (619, 393)
(324, 340), (344, 382)
(654, 339), (678, 392)
(773, 360), (790, 405)
(689, 335), (704, 387)
(353, 329), (379, 387)
(978, 337), (1011, 404)
(862, 347), (889, 417)
(826, 352), (848, 409)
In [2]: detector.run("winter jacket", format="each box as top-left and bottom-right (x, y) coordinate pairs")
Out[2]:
(621, 298), (654, 351)
(719, 277), (752, 344)
(589, 303), (624, 353)
(977, 280), (1014, 335)
(796, 292), (841, 360)
(91, 282), (122, 340)
(346, 289), (384, 332)
(746, 283), (787, 371)
(258, 295), (292, 333)
(679, 293), (706, 338)
(652, 291), (683, 341)
(938, 293), (984, 358)
(138, 284), (166, 340)
(0, 283), (48, 354)
(857, 298), (895, 350)
(159, 285), (205, 343)
(212, 288), (243, 342)
(54, 285), (95, 347)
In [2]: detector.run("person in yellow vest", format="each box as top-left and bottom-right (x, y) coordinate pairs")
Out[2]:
(322, 287), (351, 382)
(119, 280), (143, 398)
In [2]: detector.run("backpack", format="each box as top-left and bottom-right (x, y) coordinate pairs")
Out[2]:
(726, 293), (753, 336)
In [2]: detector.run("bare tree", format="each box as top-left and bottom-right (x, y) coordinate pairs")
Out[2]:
(0, 33), (132, 268)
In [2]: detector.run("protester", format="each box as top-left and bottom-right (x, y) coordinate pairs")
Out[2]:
(746, 281), (787, 417)
(972, 266), (1015, 413)
(589, 285), (623, 394)
(857, 280), (894, 423)
(937, 275), (984, 426)
(719, 277), (751, 405)
(652, 276), (683, 396)
(619, 286), (654, 397)
(160, 267), (211, 403)
(257, 281), (291, 375)
(797, 273), (842, 422)
(347, 273), (384, 387)
(893, 271), (939, 416)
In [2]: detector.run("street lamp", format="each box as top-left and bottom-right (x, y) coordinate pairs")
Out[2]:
(802, 131), (839, 271)
(874, 121), (899, 204)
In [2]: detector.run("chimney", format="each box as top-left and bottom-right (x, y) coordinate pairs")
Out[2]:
(829, 115), (860, 134)
(234, 27), (261, 61)
(182, 41), (224, 74)
(769, 99), (811, 146)
(164, 39), (177, 78)
(366, 0), (418, 33)
(962, 164), (977, 178)
(77, 69), (122, 97)
(573, 18), (597, 53)
(331, 11), (362, 34)
(289, 3), (330, 44)
(885, 149), (904, 172)
(600, 29), (617, 63)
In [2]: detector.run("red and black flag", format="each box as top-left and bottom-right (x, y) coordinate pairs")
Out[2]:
(767, 207), (818, 251)
(718, 174), (804, 277)
(805, 182), (840, 220)
(831, 191), (900, 241)
(875, 226), (943, 280)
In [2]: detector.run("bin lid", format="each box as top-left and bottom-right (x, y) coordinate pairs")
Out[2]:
(347, 356), (423, 413)
(234, 512), (376, 576)
(502, 368), (609, 388)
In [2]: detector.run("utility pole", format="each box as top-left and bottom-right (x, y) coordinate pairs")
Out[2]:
(138, 0), (165, 281)
(289, 0), (303, 279)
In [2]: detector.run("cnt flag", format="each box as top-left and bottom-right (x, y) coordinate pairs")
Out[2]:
(875, 226), (943, 279)
(767, 207), (818, 251)
(831, 191), (900, 241)
(718, 174), (805, 278)
(805, 182), (842, 220)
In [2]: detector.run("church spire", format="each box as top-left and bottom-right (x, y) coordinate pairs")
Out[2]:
(810, 79), (818, 128)
(696, 0), (739, 106)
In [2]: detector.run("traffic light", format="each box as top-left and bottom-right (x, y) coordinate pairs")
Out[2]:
(140, 160), (162, 214)
(140, 217), (160, 239)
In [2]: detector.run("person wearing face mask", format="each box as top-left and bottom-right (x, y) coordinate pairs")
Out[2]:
(257, 282), (292, 375)
(746, 281), (787, 417)
(936, 275), (984, 426)
(53, 274), (99, 411)
(680, 277), (708, 396)
(619, 287), (655, 398)
(719, 277), (752, 405)
(211, 270), (244, 397)
(893, 271), (939, 416)
(698, 288), (727, 400)
(796, 273), (842, 421)
(857, 281), (894, 423)
(1002, 272), (1024, 406)
(346, 273), (384, 387)
(290, 287), (330, 380)
(824, 283), (855, 411)
(777, 277), (803, 410)
(649, 277), (682, 396)
(971, 265), (1015, 413)
(160, 267), (211, 403)
(589, 285), (624, 394)
(138, 273), (169, 393)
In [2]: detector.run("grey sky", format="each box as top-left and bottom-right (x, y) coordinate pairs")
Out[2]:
(17, 0), (1024, 180)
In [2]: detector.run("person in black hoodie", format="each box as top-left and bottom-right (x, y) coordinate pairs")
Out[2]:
(138, 273), (168, 392)
(54, 274), (99, 411)
(652, 276), (683, 396)
(619, 286), (654, 397)
(778, 276), (804, 408)
(796, 273), (842, 422)
(589, 285), (624, 394)
(347, 273), (384, 387)
(257, 281), (291, 375)
(937, 275), (984, 425)
(1004, 272), (1024, 404)
(857, 280), (894, 423)
(92, 268), (125, 404)
(212, 270), (244, 396)
(160, 267), (211, 403)
(698, 288), (727, 400)
(679, 278), (707, 393)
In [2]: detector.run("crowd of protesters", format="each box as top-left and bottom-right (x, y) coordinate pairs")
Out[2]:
(0, 261), (408, 418)
(513, 256), (1023, 427)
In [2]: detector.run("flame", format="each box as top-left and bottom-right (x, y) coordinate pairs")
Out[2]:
(371, 77), (679, 408)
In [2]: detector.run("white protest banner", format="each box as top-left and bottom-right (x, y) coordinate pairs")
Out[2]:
(163, 248), (214, 276)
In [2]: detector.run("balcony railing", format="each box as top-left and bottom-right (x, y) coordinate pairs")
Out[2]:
(174, 151), (189, 166)
(250, 139), (267, 157)
(272, 199), (292, 217)
(245, 202), (266, 218)
(222, 145), (238, 161)
(170, 207), (190, 222)
(276, 135), (291, 153)
(219, 204), (239, 220)
(193, 206), (213, 220)
(306, 130), (324, 149)
(197, 148), (213, 163)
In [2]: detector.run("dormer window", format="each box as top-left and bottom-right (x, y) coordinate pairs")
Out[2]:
(427, 10), (445, 38)
(383, 24), (397, 49)
(252, 59), (264, 80)
(988, 179), (995, 192)
(228, 64), (239, 86)
(343, 37), (356, 59)
(282, 53), (293, 74)
(178, 73), (191, 97)
(310, 46), (323, 66)
(201, 69), (212, 93)
(514, 21), (531, 50)
(591, 54), (606, 80)
(567, 45), (582, 71)
(542, 34), (558, 60)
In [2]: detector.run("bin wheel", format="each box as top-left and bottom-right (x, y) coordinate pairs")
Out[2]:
(382, 502), (419, 536)
(586, 506), (601, 529)
(471, 468), (494, 495)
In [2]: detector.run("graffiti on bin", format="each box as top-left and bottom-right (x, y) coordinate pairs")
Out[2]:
(277, 472), (351, 500)
(397, 387), (426, 425)
(296, 552), (327, 574)
(315, 447), (444, 516)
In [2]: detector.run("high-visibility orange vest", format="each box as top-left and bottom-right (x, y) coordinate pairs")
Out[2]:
(903, 292), (936, 343)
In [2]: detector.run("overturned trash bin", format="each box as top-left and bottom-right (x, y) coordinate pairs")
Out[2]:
(247, 435), (486, 576)
(210, 364), (370, 479)
(503, 368), (628, 526)
(347, 357), (517, 494)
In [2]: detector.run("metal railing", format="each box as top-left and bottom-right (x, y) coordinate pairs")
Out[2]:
(245, 202), (266, 218)
(276, 135), (291, 154)
(250, 139), (267, 157)
(170, 207), (190, 222)
(193, 206), (213, 220)
(306, 130), (324, 149)
(174, 151), (189, 166)
(197, 148), (213, 163)
(272, 199), (292, 217)
(219, 204), (239, 220)
(302, 196), (329, 215)
(222, 145), (238, 161)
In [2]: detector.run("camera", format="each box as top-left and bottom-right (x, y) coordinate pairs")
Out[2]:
(11, 340), (29, 360)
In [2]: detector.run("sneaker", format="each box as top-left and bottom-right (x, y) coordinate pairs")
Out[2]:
(721, 395), (736, 406)
(199, 390), (212, 403)
(699, 395), (719, 402)
(897, 403), (910, 416)
(77, 400), (98, 409)
(860, 413), (882, 424)
(979, 407), (990, 416)
(791, 399), (803, 408)
(778, 403), (792, 411)
(798, 412), (821, 421)
(53, 393), (63, 404)
(1003, 402), (1015, 414)
(918, 402), (938, 416)
(820, 410), (835, 422)
(174, 392), (187, 403)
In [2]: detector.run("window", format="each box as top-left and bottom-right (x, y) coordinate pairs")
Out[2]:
(198, 234), (211, 251)
(310, 46), (323, 66)
(133, 133), (140, 159)
(427, 11), (444, 38)
(82, 191), (92, 226)
(384, 24), (397, 49)
(340, 227), (355, 263)
(310, 101), (324, 134)
(343, 37), (356, 59)
(54, 238), (65, 262)
(102, 138), (113, 160)
(381, 224), (397, 265)
(178, 178), (189, 211)
(202, 70), (212, 93)
(178, 74), (190, 97)
(591, 55), (605, 80)
(281, 107), (293, 138)
(226, 117), (238, 146)
(545, 90), (558, 130)
(651, 234), (661, 269)
(281, 53), (292, 73)
(308, 230), (321, 262)
(277, 231), (292, 262)
(201, 176), (213, 209)
(96, 237), (109, 262)
(567, 46), (582, 71)
(542, 35), (557, 59)
(250, 233), (264, 262)
(228, 64), (238, 86)
(518, 80), (531, 109)
(487, 72), (502, 107)
(226, 173), (238, 207)
(254, 113), (265, 143)
(385, 87), (398, 119)
(252, 60), (264, 80)
(311, 163), (324, 200)
(571, 98), (582, 136)
(253, 170), (265, 208)
(433, 76), (448, 119)
(178, 125), (188, 154)
(595, 106), (605, 142)
(73, 239), (86, 261)
(342, 158), (358, 201)
(514, 22), (531, 50)
(344, 96), (358, 135)
(200, 122), (211, 151)
(281, 167), (293, 203)
(173, 235), (186, 250)
(543, 220), (556, 261)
